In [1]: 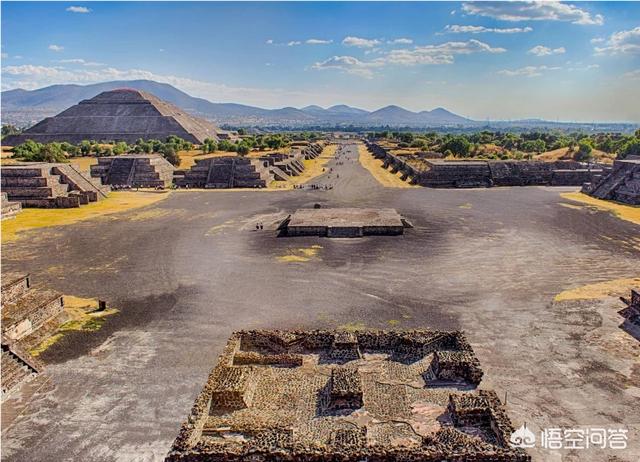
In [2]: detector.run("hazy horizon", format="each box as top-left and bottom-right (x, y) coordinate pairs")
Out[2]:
(2, 1), (640, 122)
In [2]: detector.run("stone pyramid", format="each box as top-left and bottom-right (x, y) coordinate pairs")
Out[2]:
(4, 89), (224, 145)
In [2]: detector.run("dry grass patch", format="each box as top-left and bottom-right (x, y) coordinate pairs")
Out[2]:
(357, 144), (418, 188)
(1, 191), (171, 243)
(560, 191), (640, 226)
(555, 277), (640, 302)
(30, 295), (118, 357)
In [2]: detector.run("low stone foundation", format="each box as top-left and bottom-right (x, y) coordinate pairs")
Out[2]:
(166, 329), (529, 461)
(282, 208), (410, 237)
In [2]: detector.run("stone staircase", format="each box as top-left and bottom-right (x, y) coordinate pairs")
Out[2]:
(1, 163), (107, 208)
(583, 159), (640, 205)
(91, 154), (175, 188)
(1, 342), (41, 400)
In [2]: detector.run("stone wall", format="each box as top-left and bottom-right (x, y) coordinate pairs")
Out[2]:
(366, 141), (601, 188)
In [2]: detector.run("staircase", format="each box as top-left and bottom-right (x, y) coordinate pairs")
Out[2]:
(1, 344), (40, 400)
(106, 157), (136, 186)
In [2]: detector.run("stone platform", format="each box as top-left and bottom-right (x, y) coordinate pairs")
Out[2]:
(282, 208), (409, 237)
(166, 329), (529, 461)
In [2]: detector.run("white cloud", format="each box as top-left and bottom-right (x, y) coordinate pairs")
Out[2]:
(622, 69), (640, 80)
(498, 65), (561, 77)
(594, 27), (640, 55)
(48, 44), (64, 52)
(528, 45), (566, 56)
(567, 63), (599, 71)
(388, 38), (413, 45)
(287, 41), (302, 47)
(66, 6), (91, 14)
(444, 25), (533, 34)
(590, 37), (605, 44)
(461, 1), (604, 26)
(311, 39), (506, 77)
(57, 58), (104, 67)
(306, 39), (332, 45)
(342, 36), (381, 48)
(311, 55), (383, 78)
(265, 39), (274, 45)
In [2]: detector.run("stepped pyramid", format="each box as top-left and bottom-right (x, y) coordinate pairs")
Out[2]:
(90, 154), (175, 188)
(176, 156), (273, 188)
(3, 89), (225, 145)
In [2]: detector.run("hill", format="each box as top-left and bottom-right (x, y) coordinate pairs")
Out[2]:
(2, 80), (473, 128)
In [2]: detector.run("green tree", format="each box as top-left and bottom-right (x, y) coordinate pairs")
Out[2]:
(574, 141), (593, 161)
(236, 144), (250, 156)
(161, 145), (180, 166)
(618, 139), (640, 159)
(441, 136), (471, 157)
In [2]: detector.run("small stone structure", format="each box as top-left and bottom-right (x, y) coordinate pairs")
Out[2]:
(620, 289), (640, 329)
(90, 154), (175, 188)
(1, 192), (22, 219)
(166, 329), (529, 461)
(1, 273), (64, 342)
(1, 272), (58, 400)
(3, 88), (227, 145)
(582, 158), (640, 205)
(176, 157), (273, 189)
(366, 141), (602, 188)
(1, 163), (109, 208)
(281, 208), (410, 237)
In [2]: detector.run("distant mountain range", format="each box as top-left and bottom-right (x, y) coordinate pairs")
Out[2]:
(1, 79), (472, 128)
(2, 80), (636, 132)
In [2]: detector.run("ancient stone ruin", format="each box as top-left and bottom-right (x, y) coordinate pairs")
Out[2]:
(280, 208), (411, 237)
(90, 154), (175, 188)
(3, 89), (229, 145)
(176, 157), (273, 188)
(1, 192), (22, 219)
(1, 163), (109, 208)
(1, 273), (61, 400)
(176, 143), (324, 189)
(582, 158), (640, 205)
(366, 141), (602, 188)
(619, 288), (640, 330)
(166, 329), (529, 461)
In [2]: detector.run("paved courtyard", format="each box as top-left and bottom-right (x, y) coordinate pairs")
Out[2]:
(2, 143), (639, 461)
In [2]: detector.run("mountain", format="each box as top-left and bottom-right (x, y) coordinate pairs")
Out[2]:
(1, 79), (473, 128)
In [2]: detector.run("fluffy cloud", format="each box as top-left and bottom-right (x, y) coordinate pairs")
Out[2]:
(461, 1), (604, 26)
(388, 38), (413, 45)
(342, 36), (381, 48)
(311, 55), (383, 78)
(306, 39), (332, 45)
(498, 65), (561, 77)
(312, 39), (506, 77)
(528, 45), (566, 56)
(66, 6), (91, 14)
(48, 44), (64, 52)
(594, 27), (640, 55)
(57, 58), (105, 67)
(287, 41), (302, 46)
(444, 25), (533, 34)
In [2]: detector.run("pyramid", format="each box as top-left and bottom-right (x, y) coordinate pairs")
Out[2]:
(3, 89), (224, 145)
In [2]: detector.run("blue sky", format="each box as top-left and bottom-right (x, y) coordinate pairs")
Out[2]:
(1, 1), (639, 121)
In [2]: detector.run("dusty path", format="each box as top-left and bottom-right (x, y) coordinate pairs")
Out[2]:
(2, 143), (639, 461)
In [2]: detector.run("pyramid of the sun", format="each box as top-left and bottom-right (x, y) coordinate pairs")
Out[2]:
(3, 89), (224, 145)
